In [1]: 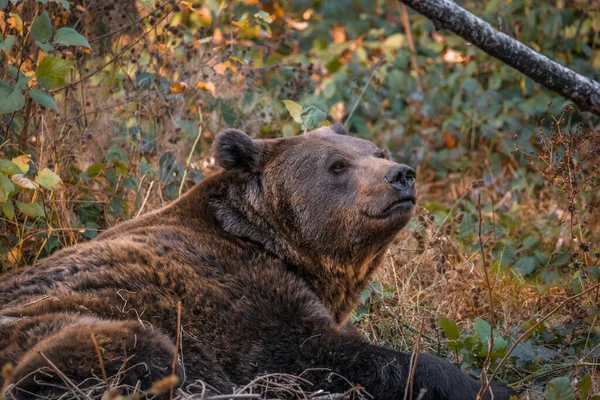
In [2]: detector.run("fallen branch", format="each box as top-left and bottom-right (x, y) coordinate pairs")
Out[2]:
(398, 0), (600, 117)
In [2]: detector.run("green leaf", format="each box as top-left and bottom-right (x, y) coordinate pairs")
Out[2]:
(544, 376), (575, 400)
(85, 163), (103, 178)
(579, 374), (591, 399)
(474, 318), (492, 344)
(16, 201), (45, 218)
(282, 100), (303, 124)
(53, 27), (91, 49)
(0, 173), (14, 203)
(515, 255), (538, 276)
(300, 105), (327, 130)
(35, 167), (62, 190)
(0, 159), (21, 175)
(439, 317), (460, 340)
(0, 35), (16, 52)
(383, 33), (405, 50)
(30, 11), (53, 44)
(590, 265), (600, 281)
(35, 40), (52, 53)
(2, 198), (14, 220)
(36, 56), (74, 89)
(0, 86), (25, 115)
(30, 88), (58, 110)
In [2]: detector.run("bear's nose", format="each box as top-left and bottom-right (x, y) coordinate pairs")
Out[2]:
(384, 164), (416, 188)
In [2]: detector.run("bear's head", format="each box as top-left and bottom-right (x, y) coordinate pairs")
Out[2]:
(213, 124), (416, 322)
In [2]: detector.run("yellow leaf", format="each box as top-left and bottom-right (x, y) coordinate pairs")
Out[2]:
(11, 155), (32, 174)
(332, 25), (346, 44)
(212, 27), (224, 46)
(282, 100), (303, 124)
(168, 82), (187, 94)
(287, 20), (308, 31)
(8, 13), (23, 34)
(35, 167), (62, 190)
(7, 247), (21, 266)
(383, 33), (405, 50)
(213, 61), (237, 75)
(196, 81), (216, 96)
(195, 7), (212, 25)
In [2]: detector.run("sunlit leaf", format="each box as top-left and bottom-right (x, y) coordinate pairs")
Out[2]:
(197, 81), (216, 96)
(282, 100), (303, 123)
(168, 82), (187, 94)
(35, 167), (62, 190)
(8, 13), (23, 34)
(16, 201), (45, 218)
(7, 247), (21, 266)
(36, 56), (74, 89)
(439, 317), (460, 340)
(11, 155), (32, 173)
(213, 61), (237, 75)
(0, 160), (21, 175)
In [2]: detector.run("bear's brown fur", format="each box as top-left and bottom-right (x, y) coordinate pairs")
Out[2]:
(0, 125), (514, 399)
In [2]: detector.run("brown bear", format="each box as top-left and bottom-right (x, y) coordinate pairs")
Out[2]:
(0, 125), (514, 399)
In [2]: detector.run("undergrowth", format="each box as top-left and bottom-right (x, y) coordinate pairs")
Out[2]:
(1, 0), (599, 399)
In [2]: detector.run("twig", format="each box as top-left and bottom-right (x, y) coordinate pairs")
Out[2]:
(135, 181), (154, 218)
(90, 333), (108, 387)
(38, 352), (92, 399)
(178, 109), (203, 197)
(397, 3), (424, 92)
(56, 0), (182, 93)
(344, 59), (383, 128)
(475, 194), (496, 400)
(404, 316), (425, 400)
(170, 301), (182, 400)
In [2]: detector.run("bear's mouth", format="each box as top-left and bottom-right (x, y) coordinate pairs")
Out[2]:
(382, 196), (416, 213)
(364, 196), (416, 219)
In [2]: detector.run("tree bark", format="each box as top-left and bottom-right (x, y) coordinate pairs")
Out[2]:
(399, 0), (600, 117)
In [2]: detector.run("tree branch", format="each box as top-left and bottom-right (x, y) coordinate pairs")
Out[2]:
(399, 0), (600, 117)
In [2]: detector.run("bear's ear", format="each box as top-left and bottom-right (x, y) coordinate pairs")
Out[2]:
(214, 129), (263, 171)
(330, 123), (348, 135)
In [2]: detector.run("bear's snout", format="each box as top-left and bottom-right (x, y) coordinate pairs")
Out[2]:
(384, 164), (416, 190)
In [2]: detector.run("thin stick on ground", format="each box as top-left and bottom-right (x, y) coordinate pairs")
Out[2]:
(90, 333), (108, 387)
(171, 301), (182, 400)
(476, 193), (496, 400)
(404, 316), (425, 400)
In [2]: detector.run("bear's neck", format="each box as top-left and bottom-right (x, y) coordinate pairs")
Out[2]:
(184, 173), (390, 325)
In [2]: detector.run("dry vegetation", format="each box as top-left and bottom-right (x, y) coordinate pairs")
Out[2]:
(1, 0), (600, 399)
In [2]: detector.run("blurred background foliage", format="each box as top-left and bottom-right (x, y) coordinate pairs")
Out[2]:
(1, 0), (599, 398)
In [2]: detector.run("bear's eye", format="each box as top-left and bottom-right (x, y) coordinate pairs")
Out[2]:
(375, 149), (386, 159)
(330, 161), (347, 173)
